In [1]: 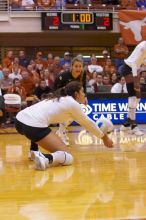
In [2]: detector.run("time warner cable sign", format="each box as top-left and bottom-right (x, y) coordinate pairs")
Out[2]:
(81, 98), (146, 124)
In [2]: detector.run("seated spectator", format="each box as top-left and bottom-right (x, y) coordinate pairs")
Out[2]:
(110, 73), (118, 85)
(9, 57), (22, 74)
(136, 0), (146, 8)
(88, 71), (98, 87)
(60, 63), (71, 73)
(7, 78), (27, 105)
(55, 0), (65, 9)
(92, 73), (103, 92)
(27, 64), (40, 86)
(10, 0), (22, 9)
(8, 66), (22, 80)
(104, 58), (116, 75)
(21, 0), (36, 9)
(35, 51), (46, 67)
(43, 68), (56, 89)
(6, 78), (27, 123)
(86, 73), (94, 93)
(140, 76), (146, 92)
(140, 70), (146, 83)
(111, 76), (127, 93)
(46, 53), (54, 67)
(102, 74), (112, 86)
(33, 79), (51, 101)
(52, 56), (62, 77)
(37, 0), (56, 9)
(88, 56), (103, 74)
(139, 64), (146, 75)
(121, 0), (136, 8)
(0, 70), (3, 79)
(60, 52), (71, 67)
(98, 48), (110, 67)
(0, 68), (13, 94)
(20, 70), (36, 96)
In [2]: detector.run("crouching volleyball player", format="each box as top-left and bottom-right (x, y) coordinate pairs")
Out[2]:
(119, 41), (146, 136)
(15, 81), (113, 171)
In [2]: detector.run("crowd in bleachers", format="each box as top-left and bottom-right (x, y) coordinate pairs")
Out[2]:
(0, 37), (146, 126)
(8, 0), (138, 11)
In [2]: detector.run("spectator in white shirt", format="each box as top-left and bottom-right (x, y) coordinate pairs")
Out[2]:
(8, 66), (22, 81)
(111, 76), (127, 93)
(88, 56), (103, 74)
(21, 0), (35, 9)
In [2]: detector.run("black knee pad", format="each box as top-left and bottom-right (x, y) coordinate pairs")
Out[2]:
(118, 63), (132, 76)
(126, 82), (136, 96)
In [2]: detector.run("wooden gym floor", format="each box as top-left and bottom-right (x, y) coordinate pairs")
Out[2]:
(0, 125), (146, 220)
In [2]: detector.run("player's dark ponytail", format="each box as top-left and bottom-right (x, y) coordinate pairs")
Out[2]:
(46, 81), (82, 101)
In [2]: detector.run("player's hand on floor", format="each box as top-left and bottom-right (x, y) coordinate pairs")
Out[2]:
(102, 134), (113, 148)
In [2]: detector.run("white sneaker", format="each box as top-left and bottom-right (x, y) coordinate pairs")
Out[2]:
(56, 129), (69, 145)
(131, 126), (144, 136)
(120, 124), (131, 131)
(35, 154), (49, 171)
(28, 150), (38, 161)
(28, 150), (44, 161)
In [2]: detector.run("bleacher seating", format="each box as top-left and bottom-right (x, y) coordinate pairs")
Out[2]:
(0, 0), (8, 11)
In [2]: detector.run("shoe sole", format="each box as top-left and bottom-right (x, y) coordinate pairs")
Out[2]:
(131, 131), (144, 136)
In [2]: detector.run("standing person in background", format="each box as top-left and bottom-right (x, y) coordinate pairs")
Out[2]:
(119, 41), (146, 135)
(2, 50), (14, 69)
(15, 81), (113, 171)
(53, 56), (87, 145)
(114, 37), (129, 71)
(18, 50), (30, 68)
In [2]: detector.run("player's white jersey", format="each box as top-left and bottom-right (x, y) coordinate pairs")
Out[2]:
(124, 41), (146, 76)
(16, 96), (104, 138)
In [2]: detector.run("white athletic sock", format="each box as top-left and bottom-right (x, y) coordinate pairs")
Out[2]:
(51, 151), (66, 166)
(127, 96), (138, 120)
(51, 151), (73, 166)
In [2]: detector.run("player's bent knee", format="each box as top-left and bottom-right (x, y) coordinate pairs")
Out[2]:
(62, 152), (74, 166)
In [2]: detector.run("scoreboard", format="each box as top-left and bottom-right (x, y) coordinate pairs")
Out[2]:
(41, 11), (113, 31)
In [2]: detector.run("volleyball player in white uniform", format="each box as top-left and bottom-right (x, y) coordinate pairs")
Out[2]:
(119, 41), (146, 135)
(15, 81), (113, 170)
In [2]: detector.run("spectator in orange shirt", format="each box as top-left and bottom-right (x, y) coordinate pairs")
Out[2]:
(114, 37), (129, 71)
(27, 64), (40, 86)
(2, 50), (14, 69)
(104, 58), (116, 75)
(35, 51), (48, 69)
(46, 53), (54, 67)
(7, 78), (26, 103)
(98, 48), (110, 67)
(37, 0), (56, 10)
(20, 70), (36, 96)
